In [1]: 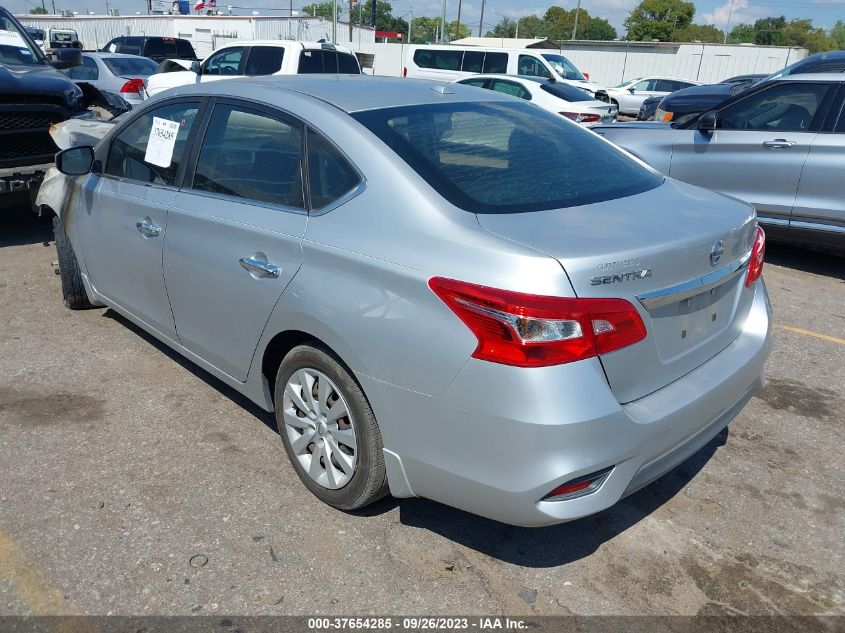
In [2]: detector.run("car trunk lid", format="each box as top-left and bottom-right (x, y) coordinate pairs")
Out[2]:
(476, 179), (758, 403)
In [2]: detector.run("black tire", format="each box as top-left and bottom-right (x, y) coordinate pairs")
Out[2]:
(52, 214), (93, 310)
(274, 343), (388, 511)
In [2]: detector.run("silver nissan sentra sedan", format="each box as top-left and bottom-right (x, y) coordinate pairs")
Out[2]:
(51, 75), (772, 527)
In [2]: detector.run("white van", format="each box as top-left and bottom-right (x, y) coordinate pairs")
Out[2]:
(146, 41), (360, 97)
(404, 45), (605, 95)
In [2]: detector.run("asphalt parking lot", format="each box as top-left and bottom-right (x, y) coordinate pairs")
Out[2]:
(0, 208), (843, 617)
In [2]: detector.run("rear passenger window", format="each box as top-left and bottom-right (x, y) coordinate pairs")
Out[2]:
(462, 51), (484, 73)
(490, 79), (530, 100)
(204, 47), (245, 75)
(482, 52), (507, 74)
(245, 46), (284, 75)
(461, 78), (487, 88)
(413, 49), (463, 71)
(337, 52), (360, 74)
(307, 128), (360, 210)
(105, 101), (200, 186)
(299, 49), (325, 73)
(120, 37), (143, 56)
(192, 104), (304, 209)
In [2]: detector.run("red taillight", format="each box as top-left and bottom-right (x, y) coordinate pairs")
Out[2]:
(120, 78), (145, 94)
(403, 66), (407, 77)
(745, 225), (766, 287)
(428, 277), (646, 368)
(583, 72), (590, 79)
(560, 111), (601, 124)
(544, 466), (612, 501)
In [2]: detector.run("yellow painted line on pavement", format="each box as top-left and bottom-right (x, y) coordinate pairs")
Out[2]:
(779, 325), (845, 346)
(0, 531), (97, 633)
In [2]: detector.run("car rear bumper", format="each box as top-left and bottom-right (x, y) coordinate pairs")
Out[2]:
(365, 278), (772, 527)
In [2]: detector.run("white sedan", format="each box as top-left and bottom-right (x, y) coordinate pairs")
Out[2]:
(455, 74), (617, 126)
(598, 76), (701, 115)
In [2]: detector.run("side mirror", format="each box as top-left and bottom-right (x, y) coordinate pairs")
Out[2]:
(697, 110), (718, 131)
(191, 60), (201, 74)
(628, 87), (635, 93)
(56, 146), (95, 176)
(51, 47), (82, 70)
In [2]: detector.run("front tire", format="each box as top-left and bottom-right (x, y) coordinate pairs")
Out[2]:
(274, 344), (388, 511)
(52, 214), (93, 310)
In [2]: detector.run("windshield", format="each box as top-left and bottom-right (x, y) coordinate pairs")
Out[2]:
(103, 56), (158, 77)
(541, 54), (586, 81)
(352, 102), (661, 214)
(615, 77), (641, 88)
(0, 10), (43, 66)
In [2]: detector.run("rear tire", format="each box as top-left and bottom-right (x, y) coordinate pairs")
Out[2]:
(53, 214), (93, 310)
(274, 343), (388, 511)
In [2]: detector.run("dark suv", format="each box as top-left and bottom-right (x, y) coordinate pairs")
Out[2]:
(653, 51), (845, 124)
(101, 36), (198, 64)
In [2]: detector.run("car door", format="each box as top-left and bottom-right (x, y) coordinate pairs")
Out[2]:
(75, 99), (204, 338)
(163, 100), (308, 381)
(619, 78), (659, 113)
(789, 85), (845, 249)
(669, 81), (832, 232)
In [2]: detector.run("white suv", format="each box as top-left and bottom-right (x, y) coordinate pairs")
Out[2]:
(146, 41), (360, 97)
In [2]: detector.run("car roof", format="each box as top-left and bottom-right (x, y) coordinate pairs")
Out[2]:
(85, 52), (154, 59)
(169, 75), (517, 113)
(213, 40), (356, 53)
(778, 72), (845, 81)
(458, 74), (545, 83)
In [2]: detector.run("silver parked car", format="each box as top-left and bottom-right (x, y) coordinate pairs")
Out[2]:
(51, 76), (771, 527)
(598, 76), (701, 116)
(594, 74), (845, 252)
(61, 52), (158, 106)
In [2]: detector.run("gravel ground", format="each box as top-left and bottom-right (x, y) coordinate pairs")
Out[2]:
(0, 208), (843, 617)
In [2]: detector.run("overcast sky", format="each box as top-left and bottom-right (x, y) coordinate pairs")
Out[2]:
(8, 0), (845, 35)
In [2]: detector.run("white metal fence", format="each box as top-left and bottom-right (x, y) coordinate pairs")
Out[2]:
(17, 15), (376, 58)
(356, 41), (808, 85)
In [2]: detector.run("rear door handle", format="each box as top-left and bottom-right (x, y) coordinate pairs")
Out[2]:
(763, 139), (797, 149)
(136, 220), (161, 237)
(239, 257), (280, 278)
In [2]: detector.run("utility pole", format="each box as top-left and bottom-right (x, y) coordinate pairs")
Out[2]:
(571, 0), (581, 40)
(455, 0), (461, 41)
(51, 0), (56, 14)
(41, 0), (46, 11)
(348, 0), (353, 41)
(515, 17), (519, 39)
(439, 0), (446, 43)
(723, 0), (735, 44)
(478, 0), (484, 37)
(332, 0), (337, 43)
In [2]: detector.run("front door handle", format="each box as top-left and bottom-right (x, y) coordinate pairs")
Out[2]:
(763, 139), (797, 149)
(239, 257), (280, 278)
(136, 219), (161, 237)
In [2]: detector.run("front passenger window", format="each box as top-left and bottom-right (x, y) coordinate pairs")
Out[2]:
(192, 104), (304, 209)
(718, 83), (828, 131)
(105, 101), (200, 187)
(204, 47), (245, 76)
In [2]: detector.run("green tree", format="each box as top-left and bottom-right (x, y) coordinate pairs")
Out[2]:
(447, 19), (470, 40)
(302, 2), (334, 18)
(727, 23), (756, 44)
(410, 16), (440, 43)
(624, 0), (695, 41)
(753, 16), (787, 45)
(582, 17), (617, 40)
(355, 1), (407, 33)
(486, 17), (517, 38)
(29, 6), (48, 13)
(830, 20), (845, 49)
(518, 15), (546, 38)
(675, 23), (723, 43)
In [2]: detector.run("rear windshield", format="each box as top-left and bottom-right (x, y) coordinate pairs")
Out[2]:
(103, 56), (158, 76)
(353, 102), (662, 214)
(540, 82), (594, 102)
(298, 49), (360, 74)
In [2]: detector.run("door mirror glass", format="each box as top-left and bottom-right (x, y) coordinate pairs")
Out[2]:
(51, 47), (82, 70)
(697, 110), (718, 131)
(191, 60), (201, 74)
(56, 146), (95, 175)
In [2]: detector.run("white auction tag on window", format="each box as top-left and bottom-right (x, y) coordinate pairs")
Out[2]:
(0, 29), (28, 48)
(144, 117), (180, 168)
